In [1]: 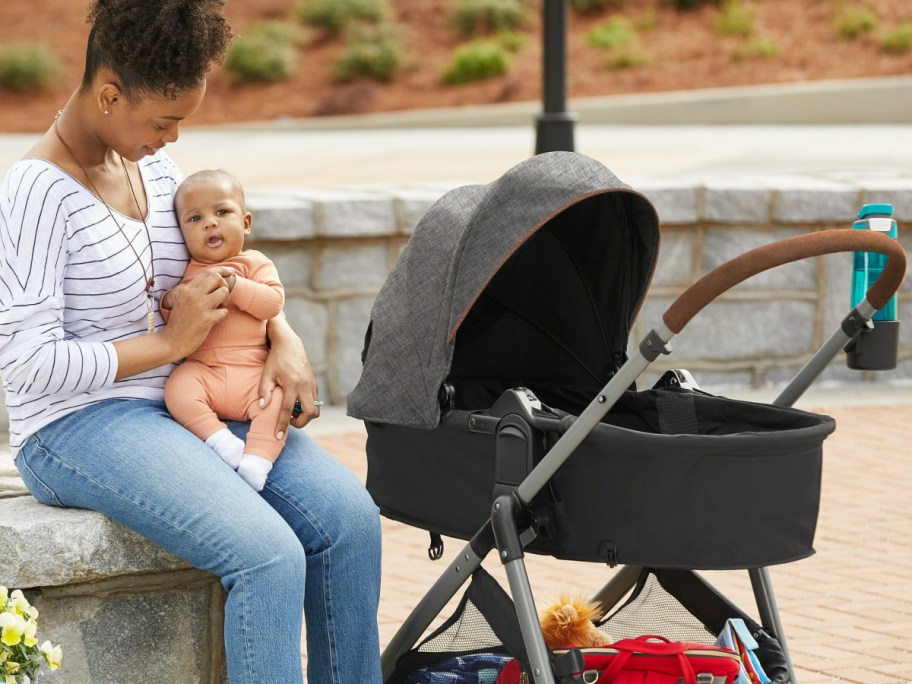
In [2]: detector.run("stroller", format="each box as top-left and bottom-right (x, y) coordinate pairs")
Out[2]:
(347, 152), (906, 683)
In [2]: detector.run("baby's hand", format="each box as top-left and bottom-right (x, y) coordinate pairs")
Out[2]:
(204, 266), (238, 292)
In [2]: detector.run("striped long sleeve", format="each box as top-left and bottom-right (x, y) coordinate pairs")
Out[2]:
(0, 153), (189, 453)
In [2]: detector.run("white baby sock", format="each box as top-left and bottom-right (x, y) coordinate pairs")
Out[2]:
(204, 429), (245, 470)
(237, 454), (273, 492)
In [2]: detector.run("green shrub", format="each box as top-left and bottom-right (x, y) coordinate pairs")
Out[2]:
(715, 1), (754, 37)
(570, 0), (628, 13)
(833, 5), (878, 39)
(495, 30), (528, 52)
(606, 47), (649, 69)
(296, 0), (386, 33)
(441, 40), (510, 84)
(633, 9), (658, 32)
(587, 16), (636, 50)
(663, 0), (723, 9)
(334, 24), (403, 82)
(449, 0), (528, 37)
(245, 19), (301, 44)
(880, 22), (912, 54)
(732, 36), (778, 60)
(225, 25), (298, 83)
(0, 42), (61, 92)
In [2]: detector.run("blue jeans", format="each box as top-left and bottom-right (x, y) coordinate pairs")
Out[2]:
(16, 399), (382, 683)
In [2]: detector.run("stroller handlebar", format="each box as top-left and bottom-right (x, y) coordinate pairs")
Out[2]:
(663, 229), (908, 334)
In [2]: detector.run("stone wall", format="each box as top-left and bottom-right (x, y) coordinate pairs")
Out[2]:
(1, 175), (911, 433)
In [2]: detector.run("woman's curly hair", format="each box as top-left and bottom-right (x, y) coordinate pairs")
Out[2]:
(82, 0), (233, 100)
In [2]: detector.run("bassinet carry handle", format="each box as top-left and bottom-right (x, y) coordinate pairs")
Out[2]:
(663, 229), (907, 334)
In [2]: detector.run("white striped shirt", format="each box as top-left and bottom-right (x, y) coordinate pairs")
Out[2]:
(0, 151), (189, 454)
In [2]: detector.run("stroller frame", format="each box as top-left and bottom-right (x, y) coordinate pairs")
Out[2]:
(379, 229), (906, 684)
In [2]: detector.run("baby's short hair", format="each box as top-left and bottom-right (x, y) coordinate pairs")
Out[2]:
(175, 169), (246, 209)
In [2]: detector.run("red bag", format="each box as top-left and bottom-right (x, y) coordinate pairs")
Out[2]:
(496, 635), (741, 683)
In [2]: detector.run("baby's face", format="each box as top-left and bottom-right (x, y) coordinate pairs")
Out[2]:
(175, 176), (252, 264)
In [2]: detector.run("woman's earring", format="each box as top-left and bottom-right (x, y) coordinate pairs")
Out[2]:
(104, 110), (109, 115)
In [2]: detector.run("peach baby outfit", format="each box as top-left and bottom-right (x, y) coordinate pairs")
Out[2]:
(163, 250), (286, 462)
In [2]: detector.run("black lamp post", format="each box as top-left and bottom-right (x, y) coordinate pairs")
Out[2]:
(535, 0), (576, 153)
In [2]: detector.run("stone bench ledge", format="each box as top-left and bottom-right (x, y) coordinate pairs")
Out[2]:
(0, 454), (228, 683)
(0, 494), (191, 589)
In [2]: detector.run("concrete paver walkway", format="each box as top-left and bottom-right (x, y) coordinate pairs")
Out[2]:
(4, 123), (912, 190)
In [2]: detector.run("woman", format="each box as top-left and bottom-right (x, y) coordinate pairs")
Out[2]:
(0, 1), (382, 681)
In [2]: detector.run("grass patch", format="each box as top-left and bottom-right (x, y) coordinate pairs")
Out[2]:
(880, 22), (912, 54)
(606, 47), (650, 69)
(449, 0), (529, 37)
(441, 40), (510, 84)
(0, 42), (61, 92)
(225, 22), (298, 83)
(296, 0), (386, 34)
(587, 15), (649, 69)
(715, 1), (754, 37)
(833, 4), (878, 39)
(570, 0), (628, 13)
(732, 36), (778, 61)
(495, 30), (528, 52)
(633, 9), (658, 32)
(587, 16), (636, 50)
(664, 0), (723, 9)
(334, 24), (404, 83)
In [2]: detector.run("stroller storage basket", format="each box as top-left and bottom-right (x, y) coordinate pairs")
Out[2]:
(390, 567), (790, 684)
(366, 387), (835, 569)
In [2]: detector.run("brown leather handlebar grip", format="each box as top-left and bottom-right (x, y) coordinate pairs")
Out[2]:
(663, 229), (907, 334)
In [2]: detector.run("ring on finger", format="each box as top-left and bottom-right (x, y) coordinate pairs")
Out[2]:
(293, 399), (324, 416)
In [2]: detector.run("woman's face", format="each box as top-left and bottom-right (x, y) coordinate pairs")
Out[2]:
(106, 82), (207, 162)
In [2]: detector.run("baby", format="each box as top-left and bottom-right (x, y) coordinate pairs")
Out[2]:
(161, 169), (287, 491)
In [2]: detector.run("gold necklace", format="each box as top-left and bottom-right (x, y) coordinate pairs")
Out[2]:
(53, 111), (156, 334)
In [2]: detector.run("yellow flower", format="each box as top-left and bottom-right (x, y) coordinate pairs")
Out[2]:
(7, 591), (29, 618)
(0, 613), (25, 647)
(10, 598), (29, 618)
(23, 619), (38, 647)
(3, 660), (18, 674)
(40, 641), (63, 670)
(0, 651), (6, 664)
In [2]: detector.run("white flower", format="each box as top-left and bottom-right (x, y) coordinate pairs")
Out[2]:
(40, 641), (63, 670)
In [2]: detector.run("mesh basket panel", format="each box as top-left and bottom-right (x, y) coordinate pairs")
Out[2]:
(416, 601), (506, 653)
(599, 573), (715, 643)
(389, 569), (521, 683)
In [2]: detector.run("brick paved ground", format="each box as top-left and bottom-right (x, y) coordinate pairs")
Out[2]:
(314, 402), (912, 683)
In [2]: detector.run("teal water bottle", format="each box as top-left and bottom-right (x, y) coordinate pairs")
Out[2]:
(851, 203), (897, 319)
(847, 203), (900, 370)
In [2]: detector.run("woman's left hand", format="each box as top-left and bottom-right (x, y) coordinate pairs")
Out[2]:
(261, 316), (320, 437)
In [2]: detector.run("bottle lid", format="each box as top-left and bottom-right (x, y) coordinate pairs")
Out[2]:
(858, 203), (894, 218)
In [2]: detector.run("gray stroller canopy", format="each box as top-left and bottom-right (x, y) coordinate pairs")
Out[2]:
(347, 151), (660, 428)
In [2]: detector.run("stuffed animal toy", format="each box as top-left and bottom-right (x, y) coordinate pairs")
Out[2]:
(539, 594), (610, 649)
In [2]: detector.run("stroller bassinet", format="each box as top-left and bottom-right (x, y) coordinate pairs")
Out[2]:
(348, 152), (907, 683)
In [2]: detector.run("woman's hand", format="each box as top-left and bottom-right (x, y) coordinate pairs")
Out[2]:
(113, 269), (231, 380)
(261, 315), (320, 438)
(161, 269), (232, 358)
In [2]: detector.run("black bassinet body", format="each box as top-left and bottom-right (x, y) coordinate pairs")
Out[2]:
(349, 151), (835, 571)
(365, 389), (834, 569)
